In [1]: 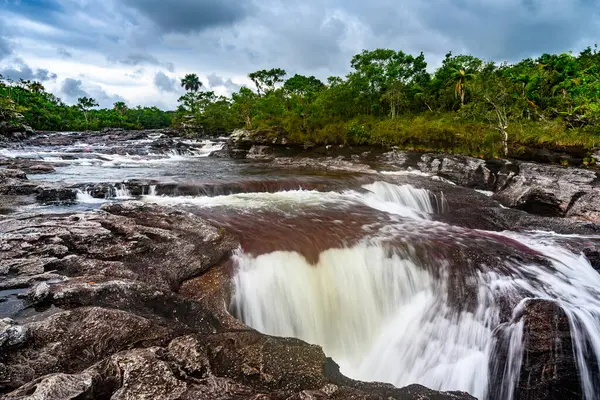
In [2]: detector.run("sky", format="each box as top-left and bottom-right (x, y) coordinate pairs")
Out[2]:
(0, 0), (598, 109)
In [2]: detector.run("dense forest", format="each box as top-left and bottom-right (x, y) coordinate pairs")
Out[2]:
(2, 46), (599, 157)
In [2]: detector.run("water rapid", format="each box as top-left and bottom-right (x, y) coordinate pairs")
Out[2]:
(230, 183), (600, 400)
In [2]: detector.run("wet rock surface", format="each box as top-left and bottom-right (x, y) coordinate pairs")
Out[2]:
(223, 138), (600, 224)
(515, 300), (590, 400)
(1, 130), (599, 399)
(0, 202), (475, 400)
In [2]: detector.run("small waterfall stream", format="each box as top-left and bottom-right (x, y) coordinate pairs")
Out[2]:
(230, 183), (600, 400)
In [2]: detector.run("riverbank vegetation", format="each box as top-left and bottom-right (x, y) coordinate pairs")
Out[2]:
(2, 46), (599, 157)
(0, 79), (172, 132)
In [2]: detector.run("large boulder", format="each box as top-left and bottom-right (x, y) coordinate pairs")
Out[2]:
(0, 202), (239, 294)
(0, 169), (38, 196)
(493, 163), (598, 217)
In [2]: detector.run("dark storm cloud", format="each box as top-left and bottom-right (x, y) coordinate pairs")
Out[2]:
(0, 59), (57, 81)
(62, 78), (88, 98)
(337, 0), (600, 61)
(153, 71), (178, 92)
(122, 0), (253, 34)
(403, 0), (599, 60)
(61, 77), (125, 107)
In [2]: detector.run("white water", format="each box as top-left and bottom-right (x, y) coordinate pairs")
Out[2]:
(114, 184), (132, 199)
(231, 185), (600, 399)
(76, 190), (107, 204)
(195, 140), (225, 157)
(143, 181), (441, 220)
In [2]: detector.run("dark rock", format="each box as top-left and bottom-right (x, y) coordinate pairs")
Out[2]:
(35, 187), (77, 204)
(0, 159), (55, 174)
(0, 168), (39, 196)
(514, 299), (589, 400)
(270, 157), (375, 174)
(436, 206), (600, 236)
(208, 142), (231, 158)
(493, 163), (598, 217)
(0, 202), (239, 292)
(1, 307), (180, 391)
(247, 145), (275, 159)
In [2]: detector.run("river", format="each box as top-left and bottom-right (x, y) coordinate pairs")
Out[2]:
(2, 131), (600, 399)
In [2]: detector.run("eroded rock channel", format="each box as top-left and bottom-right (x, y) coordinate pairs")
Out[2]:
(2, 130), (600, 399)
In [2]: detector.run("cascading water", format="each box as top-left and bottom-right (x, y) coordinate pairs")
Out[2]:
(230, 183), (600, 400)
(113, 183), (132, 199)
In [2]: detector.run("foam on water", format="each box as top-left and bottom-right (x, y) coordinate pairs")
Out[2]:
(229, 186), (600, 400)
(142, 182), (440, 220)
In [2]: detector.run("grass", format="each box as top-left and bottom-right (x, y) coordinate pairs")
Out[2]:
(252, 112), (600, 160)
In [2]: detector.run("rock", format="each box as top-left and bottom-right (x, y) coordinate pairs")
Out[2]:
(208, 142), (230, 158)
(0, 159), (56, 174)
(35, 187), (77, 204)
(0, 169), (39, 196)
(566, 190), (600, 224)
(494, 163), (598, 217)
(0, 202), (239, 293)
(271, 157), (376, 174)
(513, 299), (589, 400)
(0, 169), (27, 180)
(0, 318), (28, 349)
(247, 145), (275, 159)
(4, 371), (108, 400)
(1, 307), (181, 391)
(416, 154), (519, 191)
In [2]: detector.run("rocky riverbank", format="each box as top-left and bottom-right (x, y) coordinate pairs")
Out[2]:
(1, 202), (475, 400)
(222, 129), (600, 224)
(2, 129), (600, 399)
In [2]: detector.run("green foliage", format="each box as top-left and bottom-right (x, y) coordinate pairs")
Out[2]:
(4, 45), (600, 155)
(180, 74), (202, 92)
(0, 76), (173, 133)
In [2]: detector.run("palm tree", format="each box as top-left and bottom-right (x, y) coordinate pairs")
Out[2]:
(449, 67), (477, 107)
(452, 68), (468, 107)
(113, 101), (128, 127)
(28, 82), (45, 93)
(113, 101), (128, 115)
(180, 74), (202, 92)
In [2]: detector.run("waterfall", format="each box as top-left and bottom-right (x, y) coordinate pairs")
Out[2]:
(231, 223), (600, 399)
(113, 183), (132, 199)
(75, 189), (106, 204)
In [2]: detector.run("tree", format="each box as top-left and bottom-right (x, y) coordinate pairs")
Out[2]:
(28, 81), (45, 93)
(180, 74), (202, 92)
(348, 49), (429, 116)
(231, 87), (258, 129)
(283, 74), (325, 98)
(113, 101), (128, 127)
(248, 68), (287, 95)
(77, 97), (99, 130)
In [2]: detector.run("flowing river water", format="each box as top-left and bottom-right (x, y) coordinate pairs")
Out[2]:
(3, 134), (600, 399)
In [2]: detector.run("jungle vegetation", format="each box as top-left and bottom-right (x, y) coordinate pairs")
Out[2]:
(2, 46), (599, 157)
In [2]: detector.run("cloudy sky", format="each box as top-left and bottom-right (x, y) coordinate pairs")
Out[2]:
(0, 0), (598, 109)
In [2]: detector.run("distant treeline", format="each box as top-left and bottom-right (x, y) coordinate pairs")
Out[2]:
(2, 46), (600, 157)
